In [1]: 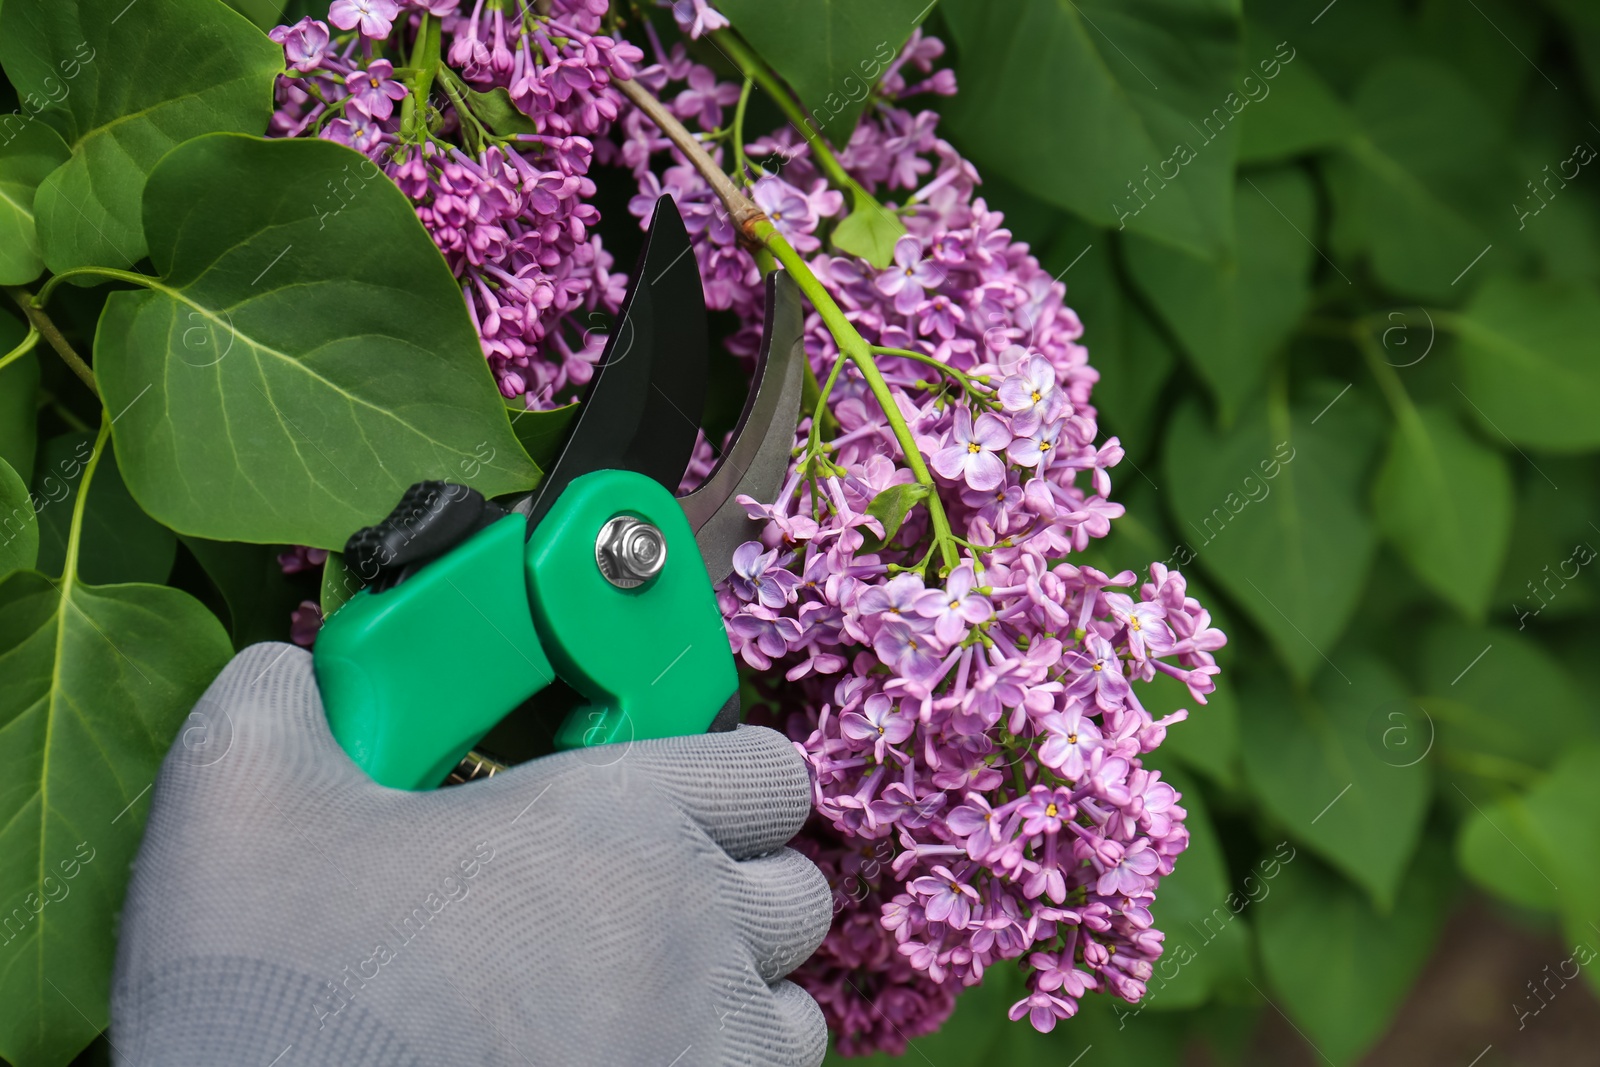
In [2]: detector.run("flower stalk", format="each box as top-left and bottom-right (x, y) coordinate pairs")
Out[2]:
(613, 75), (960, 574)
(4, 285), (98, 397)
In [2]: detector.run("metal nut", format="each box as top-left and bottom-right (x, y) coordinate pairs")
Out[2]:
(596, 516), (667, 589)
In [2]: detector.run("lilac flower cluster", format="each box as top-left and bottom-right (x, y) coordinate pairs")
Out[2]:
(267, 0), (638, 402)
(623, 21), (1225, 1051)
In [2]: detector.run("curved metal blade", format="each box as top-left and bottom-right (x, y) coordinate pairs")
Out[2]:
(518, 195), (707, 532)
(680, 271), (806, 583)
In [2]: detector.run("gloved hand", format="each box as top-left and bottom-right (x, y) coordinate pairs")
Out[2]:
(111, 643), (831, 1066)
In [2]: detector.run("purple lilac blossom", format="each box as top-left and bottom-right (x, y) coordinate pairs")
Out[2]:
(621, 17), (1226, 1054)
(266, 0), (637, 405)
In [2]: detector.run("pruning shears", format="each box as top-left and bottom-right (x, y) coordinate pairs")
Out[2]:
(312, 196), (804, 789)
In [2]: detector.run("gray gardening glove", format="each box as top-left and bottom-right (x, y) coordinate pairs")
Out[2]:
(111, 643), (830, 1066)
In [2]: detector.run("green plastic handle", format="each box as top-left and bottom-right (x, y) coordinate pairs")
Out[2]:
(312, 470), (737, 789)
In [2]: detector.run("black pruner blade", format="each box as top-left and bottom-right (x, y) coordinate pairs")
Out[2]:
(678, 270), (806, 585)
(518, 194), (710, 530)
(513, 194), (806, 585)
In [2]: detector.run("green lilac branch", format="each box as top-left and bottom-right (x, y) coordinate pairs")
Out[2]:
(0, 321), (39, 375)
(4, 285), (97, 397)
(732, 75), (755, 181)
(35, 266), (157, 304)
(870, 345), (994, 404)
(613, 76), (960, 575)
(63, 418), (112, 592)
(401, 14), (442, 141)
(713, 31), (853, 190)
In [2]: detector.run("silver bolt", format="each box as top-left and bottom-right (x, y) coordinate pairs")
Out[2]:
(595, 516), (667, 589)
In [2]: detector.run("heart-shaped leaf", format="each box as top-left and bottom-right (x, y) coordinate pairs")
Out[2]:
(1421, 622), (1595, 789)
(506, 400), (581, 473)
(95, 134), (541, 548)
(1256, 843), (1455, 1065)
(34, 432), (176, 586)
(0, 314), (41, 482)
(1236, 21), (1354, 165)
(463, 85), (538, 137)
(831, 183), (907, 269)
(182, 536), (304, 649)
(1453, 277), (1600, 452)
(0, 0), (283, 272)
(0, 427), (233, 1067)
(1125, 167), (1316, 421)
(0, 121), (71, 285)
(1239, 656), (1431, 910)
(1372, 405), (1512, 619)
(941, 0), (1243, 260)
(1455, 746), (1600, 995)
(716, 0), (931, 140)
(860, 481), (929, 553)
(1042, 221), (1176, 451)
(1163, 385), (1381, 682)
(1324, 59), (1513, 299)
(0, 454), (38, 578)
(321, 551), (364, 619)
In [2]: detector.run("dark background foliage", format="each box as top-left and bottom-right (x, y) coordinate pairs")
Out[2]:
(825, 0), (1600, 1063)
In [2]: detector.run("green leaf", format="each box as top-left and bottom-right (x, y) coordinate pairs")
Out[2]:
(1124, 167), (1315, 421)
(1134, 765), (1251, 1012)
(941, 0), (1243, 259)
(0, 432), (233, 1067)
(505, 399), (580, 473)
(1239, 656), (1431, 910)
(1453, 746), (1600, 998)
(1244, 0), (1411, 95)
(1453, 277), (1600, 452)
(0, 120), (70, 284)
(1491, 456), (1600, 620)
(1414, 0), (1536, 125)
(320, 551), (363, 619)
(1256, 844), (1455, 1065)
(463, 85), (537, 137)
(0, 315), (41, 482)
(830, 182), (907, 268)
(1163, 386), (1381, 682)
(0, 453), (38, 577)
(859, 481), (929, 553)
(1324, 59), (1512, 299)
(34, 432), (175, 585)
(1371, 405), (1512, 620)
(1420, 622), (1595, 787)
(1041, 221), (1174, 448)
(715, 0), (930, 141)
(1456, 789), (1560, 913)
(221, 0), (289, 30)
(95, 134), (541, 549)
(1236, 23), (1354, 165)
(181, 536), (304, 649)
(0, 0), (283, 273)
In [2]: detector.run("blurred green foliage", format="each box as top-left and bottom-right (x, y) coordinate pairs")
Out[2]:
(815, 0), (1600, 1061)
